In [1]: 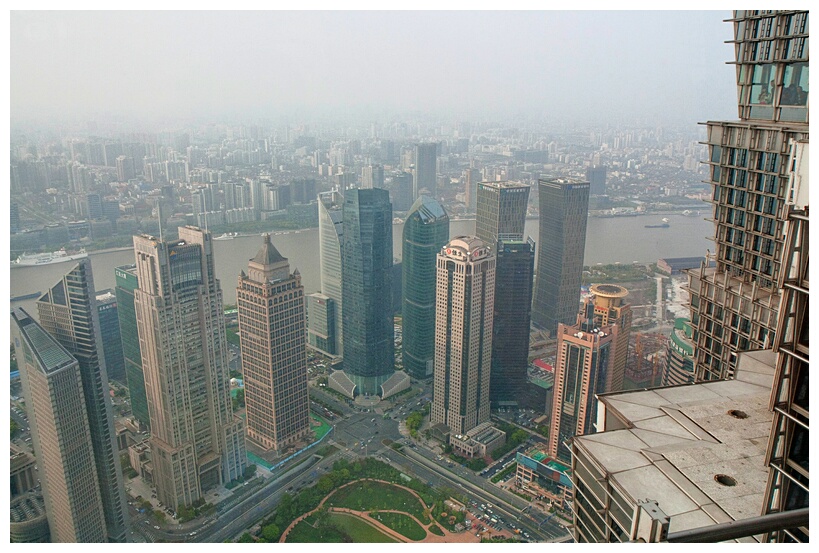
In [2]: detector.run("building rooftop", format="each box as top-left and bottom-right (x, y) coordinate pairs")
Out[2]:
(574, 349), (776, 536)
(408, 195), (448, 223)
(12, 307), (76, 375)
(251, 233), (288, 266)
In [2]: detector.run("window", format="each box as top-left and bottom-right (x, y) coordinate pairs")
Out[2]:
(750, 64), (775, 104)
(781, 63), (808, 106)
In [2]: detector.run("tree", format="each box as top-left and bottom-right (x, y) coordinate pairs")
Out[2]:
(261, 523), (281, 542)
(238, 532), (255, 543)
(243, 463), (257, 480)
(11, 419), (20, 439)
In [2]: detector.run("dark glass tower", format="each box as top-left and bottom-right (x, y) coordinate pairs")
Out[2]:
(402, 195), (450, 379)
(96, 289), (125, 385)
(36, 259), (128, 542)
(532, 177), (590, 335)
(491, 238), (535, 407)
(341, 188), (395, 395)
(475, 181), (529, 246)
(115, 264), (149, 429)
(413, 143), (437, 200)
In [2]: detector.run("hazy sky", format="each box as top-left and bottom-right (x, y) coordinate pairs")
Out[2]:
(11, 10), (737, 125)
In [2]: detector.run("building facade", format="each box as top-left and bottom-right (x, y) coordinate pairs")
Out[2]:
(532, 177), (590, 335)
(549, 322), (614, 463)
(341, 188), (395, 395)
(402, 196), (450, 379)
(35, 259), (127, 542)
(413, 143), (437, 200)
(490, 238), (535, 407)
(306, 293), (336, 356)
(475, 181), (529, 247)
(237, 234), (310, 453)
(11, 308), (108, 543)
(431, 236), (495, 437)
(315, 190), (344, 356)
(663, 318), (696, 386)
(96, 288), (126, 384)
(132, 226), (246, 511)
(114, 264), (149, 429)
(688, 10), (809, 381)
(583, 284), (632, 393)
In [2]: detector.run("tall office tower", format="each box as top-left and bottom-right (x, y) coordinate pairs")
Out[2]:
(663, 318), (696, 386)
(762, 138), (808, 543)
(390, 171), (414, 211)
(114, 265), (149, 429)
(475, 181), (529, 246)
(431, 237), (495, 436)
(341, 188), (395, 395)
(585, 165), (607, 195)
(86, 193), (103, 220)
(95, 289), (126, 384)
(11, 308), (107, 543)
(413, 143), (437, 200)
(490, 238), (536, 407)
(36, 259), (127, 542)
(116, 155), (135, 182)
(688, 10), (809, 381)
(11, 201), (20, 233)
(306, 293), (336, 355)
(531, 177), (590, 335)
(402, 196), (450, 379)
(581, 284), (632, 393)
(132, 226), (246, 511)
(361, 164), (384, 190)
(463, 168), (480, 212)
(316, 190), (344, 356)
(549, 321), (614, 463)
(237, 235), (310, 453)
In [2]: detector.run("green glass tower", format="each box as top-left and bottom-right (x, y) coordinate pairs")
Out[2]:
(115, 265), (149, 429)
(402, 196), (449, 379)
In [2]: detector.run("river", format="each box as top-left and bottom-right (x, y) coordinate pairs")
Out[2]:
(10, 213), (713, 314)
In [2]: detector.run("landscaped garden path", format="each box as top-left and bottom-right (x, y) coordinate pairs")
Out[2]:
(280, 478), (480, 543)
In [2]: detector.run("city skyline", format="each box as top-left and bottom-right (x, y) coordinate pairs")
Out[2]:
(11, 10), (736, 125)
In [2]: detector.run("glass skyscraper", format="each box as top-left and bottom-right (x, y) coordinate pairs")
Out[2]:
(402, 195), (449, 379)
(315, 190), (344, 356)
(532, 177), (590, 335)
(114, 264), (149, 429)
(341, 188), (395, 395)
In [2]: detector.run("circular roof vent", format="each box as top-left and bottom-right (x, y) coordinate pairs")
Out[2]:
(715, 474), (737, 487)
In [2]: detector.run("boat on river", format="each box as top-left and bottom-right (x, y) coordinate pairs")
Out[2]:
(11, 248), (88, 268)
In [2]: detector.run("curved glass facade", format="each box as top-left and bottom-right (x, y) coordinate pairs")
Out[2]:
(402, 196), (449, 379)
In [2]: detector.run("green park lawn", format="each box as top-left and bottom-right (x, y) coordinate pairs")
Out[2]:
(287, 512), (397, 543)
(325, 481), (429, 522)
(368, 511), (427, 541)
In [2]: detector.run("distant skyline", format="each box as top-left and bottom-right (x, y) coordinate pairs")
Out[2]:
(11, 10), (737, 126)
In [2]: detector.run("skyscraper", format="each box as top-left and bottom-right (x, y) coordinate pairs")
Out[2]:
(490, 237), (535, 407)
(306, 293), (336, 355)
(582, 284), (632, 393)
(532, 177), (590, 335)
(402, 196), (450, 379)
(663, 318), (696, 387)
(96, 288), (126, 385)
(475, 181), (533, 408)
(340, 188), (395, 395)
(35, 259), (127, 542)
(237, 235), (310, 453)
(315, 190), (344, 356)
(549, 320), (613, 463)
(361, 164), (384, 190)
(585, 165), (607, 196)
(688, 9), (809, 382)
(432, 236), (495, 436)
(11, 308), (108, 543)
(413, 143), (437, 200)
(114, 264), (149, 429)
(133, 226), (246, 511)
(475, 181), (529, 246)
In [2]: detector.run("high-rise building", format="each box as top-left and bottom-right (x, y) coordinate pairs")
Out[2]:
(549, 319), (614, 463)
(96, 288), (126, 385)
(582, 284), (632, 393)
(237, 234), (310, 453)
(306, 293), (336, 355)
(490, 237), (535, 407)
(413, 143), (437, 200)
(35, 259), (127, 542)
(389, 171), (413, 212)
(114, 265), (149, 429)
(361, 164), (384, 190)
(762, 137), (808, 543)
(339, 188), (395, 395)
(463, 168), (480, 212)
(663, 318), (696, 386)
(532, 177), (590, 335)
(11, 201), (20, 233)
(315, 190), (344, 356)
(475, 181), (529, 246)
(11, 308), (108, 543)
(474, 181), (533, 408)
(402, 196), (450, 379)
(132, 226), (246, 511)
(688, 9), (809, 382)
(431, 236), (495, 437)
(585, 165), (607, 195)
